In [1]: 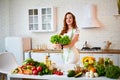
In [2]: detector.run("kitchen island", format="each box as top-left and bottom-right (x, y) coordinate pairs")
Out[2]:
(25, 49), (120, 67)
(8, 73), (117, 80)
(8, 49), (119, 80)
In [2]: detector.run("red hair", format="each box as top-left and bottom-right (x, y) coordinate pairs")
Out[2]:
(60, 12), (77, 35)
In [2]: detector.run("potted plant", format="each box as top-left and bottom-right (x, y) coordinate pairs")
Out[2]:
(118, 0), (120, 14)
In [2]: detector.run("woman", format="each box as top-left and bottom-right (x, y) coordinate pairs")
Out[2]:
(54, 12), (80, 64)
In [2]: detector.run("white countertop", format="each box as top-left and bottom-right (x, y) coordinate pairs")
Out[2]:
(8, 73), (117, 80)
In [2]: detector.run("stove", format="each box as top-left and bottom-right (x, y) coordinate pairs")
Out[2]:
(81, 47), (101, 51)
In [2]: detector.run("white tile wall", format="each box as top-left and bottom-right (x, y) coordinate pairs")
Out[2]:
(0, 0), (120, 52)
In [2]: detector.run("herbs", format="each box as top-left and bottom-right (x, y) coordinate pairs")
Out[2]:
(50, 34), (71, 45)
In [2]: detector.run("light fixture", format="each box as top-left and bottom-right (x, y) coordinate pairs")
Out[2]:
(80, 4), (102, 28)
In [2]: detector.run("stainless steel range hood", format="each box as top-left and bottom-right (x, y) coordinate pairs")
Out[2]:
(80, 4), (102, 28)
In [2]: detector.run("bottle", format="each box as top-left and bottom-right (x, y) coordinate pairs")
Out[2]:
(45, 55), (51, 67)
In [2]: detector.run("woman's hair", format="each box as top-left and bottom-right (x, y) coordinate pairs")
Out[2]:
(60, 12), (77, 35)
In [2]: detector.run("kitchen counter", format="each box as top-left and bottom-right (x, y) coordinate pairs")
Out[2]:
(80, 49), (120, 54)
(8, 73), (118, 80)
(28, 49), (120, 54)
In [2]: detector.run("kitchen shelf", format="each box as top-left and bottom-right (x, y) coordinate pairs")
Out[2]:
(113, 14), (120, 19)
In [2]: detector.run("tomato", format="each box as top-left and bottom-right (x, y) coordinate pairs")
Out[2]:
(31, 67), (37, 71)
(32, 70), (38, 75)
(53, 71), (63, 75)
(37, 66), (42, 72)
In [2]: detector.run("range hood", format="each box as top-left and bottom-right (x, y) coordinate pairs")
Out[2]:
(80, 4), (102, 28)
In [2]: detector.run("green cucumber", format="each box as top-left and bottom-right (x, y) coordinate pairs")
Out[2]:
(74, 72), (82, 78)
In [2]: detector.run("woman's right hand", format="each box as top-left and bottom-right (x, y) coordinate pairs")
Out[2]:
(52, 43), (62, 49)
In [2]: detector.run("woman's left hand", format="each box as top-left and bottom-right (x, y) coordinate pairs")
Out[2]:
(52, 43), (62, 49)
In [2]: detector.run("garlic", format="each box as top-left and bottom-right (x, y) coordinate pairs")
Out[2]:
(94, 72), (98, 77)
(89, 72), (94, 78)
(85, 72), (90, 77)
(89, 71), (94, 78)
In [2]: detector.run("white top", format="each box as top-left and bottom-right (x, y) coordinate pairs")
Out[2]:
(62, 28), (80, 64)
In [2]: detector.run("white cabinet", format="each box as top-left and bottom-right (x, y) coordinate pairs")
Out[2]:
(93, 54), (103, 61)
(28, 7), (57, 32)
(5, 37), (32, 65)
(50, 53), (64, 65)
(79, 53), (119, 67)
(25, 52), (47, 62)
(102, 54), (119, 66)
(29, 9), (39, 31)
(24, 52), (63, 65)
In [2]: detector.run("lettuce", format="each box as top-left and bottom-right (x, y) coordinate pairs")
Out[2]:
(50, 34), (71, 45)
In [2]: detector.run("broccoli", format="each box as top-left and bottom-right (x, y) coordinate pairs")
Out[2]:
(105, 65), (120, 79)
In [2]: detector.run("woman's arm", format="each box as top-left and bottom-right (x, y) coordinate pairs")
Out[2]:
(63, 33), (79, 48)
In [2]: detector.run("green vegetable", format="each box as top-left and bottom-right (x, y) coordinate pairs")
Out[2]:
(95, 64), (105, 76)
(74, 72), (82, 78)
(104, 58), (113, 67)
(23, 58), (34, 65)
(50, 34), (71, 45)
(105, 65), (120, 79)
(67, 70), (76, 77)
(50, 34), (62, 44)
(83, 62), (89, 68)
(59, 35), (71, 45)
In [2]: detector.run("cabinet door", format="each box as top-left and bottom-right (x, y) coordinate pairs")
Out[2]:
(50, 53), (64, 65)
(31, 53), (47, 62)
(39, 7), (57, 32)
(93, 54), (103, 62)
(28, 7), (57, 32)
(102, 54), (119, 66)
(28, 9), (39, 31)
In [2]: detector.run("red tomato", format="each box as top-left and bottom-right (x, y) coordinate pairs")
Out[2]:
(37, 66), (42, 72)
(32, 70), (38, 75)
(59, 72), (63, 75)
(31, 67), (37, 71)
(54, 71), (63, 75)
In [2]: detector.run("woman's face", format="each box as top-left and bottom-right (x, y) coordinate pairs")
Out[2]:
(66, 14), (73, 26)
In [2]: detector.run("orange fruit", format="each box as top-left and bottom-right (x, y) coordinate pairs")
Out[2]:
(90, 68), (96, 72)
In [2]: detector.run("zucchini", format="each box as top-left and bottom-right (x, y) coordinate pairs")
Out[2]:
(74, 72), (82, 78)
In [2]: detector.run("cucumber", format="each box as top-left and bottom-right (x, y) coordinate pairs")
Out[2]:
(74, 72), (82, 78)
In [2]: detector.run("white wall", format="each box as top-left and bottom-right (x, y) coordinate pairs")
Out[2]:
(0, 0), (9, 52)
(1, 0), (120, 51)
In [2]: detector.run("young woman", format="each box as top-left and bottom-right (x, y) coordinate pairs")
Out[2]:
(53, 12), (80, 64)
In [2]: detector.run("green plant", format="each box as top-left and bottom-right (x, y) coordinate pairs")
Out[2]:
(118, 0), (120, 14)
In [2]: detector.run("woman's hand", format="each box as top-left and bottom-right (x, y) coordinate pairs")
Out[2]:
(52, 43), (62, 49)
